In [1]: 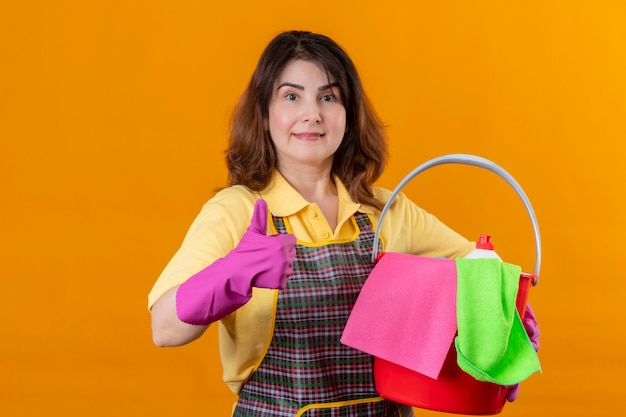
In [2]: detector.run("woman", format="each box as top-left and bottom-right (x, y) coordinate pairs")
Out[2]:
(149, 31), (483, 416)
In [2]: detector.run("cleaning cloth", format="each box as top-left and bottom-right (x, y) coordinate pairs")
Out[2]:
(341, 253), (458, 379)
(454, 258), (541, 385)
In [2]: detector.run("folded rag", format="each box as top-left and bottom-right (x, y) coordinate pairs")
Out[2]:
(454, 258), (541, 385)
(341, 253), (458, 379)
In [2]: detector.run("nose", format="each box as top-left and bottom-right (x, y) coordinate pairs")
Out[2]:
(301, 100), (321, 123)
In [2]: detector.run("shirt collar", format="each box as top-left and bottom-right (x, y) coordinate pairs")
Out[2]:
(259, 170), (373, 217)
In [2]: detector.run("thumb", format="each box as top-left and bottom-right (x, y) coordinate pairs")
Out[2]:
(247, 199), (268, 235)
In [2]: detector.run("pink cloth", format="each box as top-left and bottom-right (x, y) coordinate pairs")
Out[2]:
(341, 253), (458, 379)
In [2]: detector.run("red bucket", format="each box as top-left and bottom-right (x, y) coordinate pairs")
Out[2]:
(368, 155), (541, 415)
(373, 272), (535, 415)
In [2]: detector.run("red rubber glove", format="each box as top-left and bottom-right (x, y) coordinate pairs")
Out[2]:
(506, 304), (540, 402)
(175, 200), (296, 325)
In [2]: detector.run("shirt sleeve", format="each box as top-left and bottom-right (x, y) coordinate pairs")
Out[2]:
(372, 188), (475, 259)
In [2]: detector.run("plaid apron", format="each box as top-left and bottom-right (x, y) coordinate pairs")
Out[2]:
(233, 213), (414, 417)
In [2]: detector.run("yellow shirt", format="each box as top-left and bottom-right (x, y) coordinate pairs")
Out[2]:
(148, 171), (474, 394)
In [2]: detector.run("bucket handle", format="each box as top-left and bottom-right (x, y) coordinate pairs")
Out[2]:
(372, 154), (541, 284)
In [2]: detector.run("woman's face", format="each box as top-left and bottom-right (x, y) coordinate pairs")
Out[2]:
(267, 59), (346, 172)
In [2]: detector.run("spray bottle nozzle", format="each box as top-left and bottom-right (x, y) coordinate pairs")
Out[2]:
(476, 235), (495, 250)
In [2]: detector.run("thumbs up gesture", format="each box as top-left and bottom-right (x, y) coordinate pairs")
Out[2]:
(236, 199), (297, 290)
(175, 200), (297, 325)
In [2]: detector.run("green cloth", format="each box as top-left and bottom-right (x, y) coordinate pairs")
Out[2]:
(454, 258), (541, 385)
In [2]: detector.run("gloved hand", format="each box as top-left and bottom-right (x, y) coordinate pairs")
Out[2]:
(506, 304), (540, 402)
(175, 199), (297, 325)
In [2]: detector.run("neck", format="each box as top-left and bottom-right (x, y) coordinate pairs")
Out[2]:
(278, 165), (336, 203)
(277, 162), (339, 231)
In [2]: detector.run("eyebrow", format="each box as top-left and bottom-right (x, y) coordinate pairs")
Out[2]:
(276, 82), (340, 92)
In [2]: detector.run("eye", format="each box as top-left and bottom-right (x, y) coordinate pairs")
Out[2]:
(285, 93), (298, 101)
(321, 94), (337, 103)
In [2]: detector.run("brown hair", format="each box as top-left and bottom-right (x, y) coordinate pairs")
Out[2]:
(226, 30), (388, 210)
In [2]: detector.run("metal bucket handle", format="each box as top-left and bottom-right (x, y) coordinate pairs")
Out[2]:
(371, 154), (541, 284)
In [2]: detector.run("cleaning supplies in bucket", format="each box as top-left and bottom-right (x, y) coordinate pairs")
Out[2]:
(341, 154), (542, 415)
(341, 252), (540, 414)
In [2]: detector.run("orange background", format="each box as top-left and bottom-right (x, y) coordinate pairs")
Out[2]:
(1, 1), (625, 416)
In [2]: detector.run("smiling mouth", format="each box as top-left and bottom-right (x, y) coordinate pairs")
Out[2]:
(293, 132), (325, 140)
